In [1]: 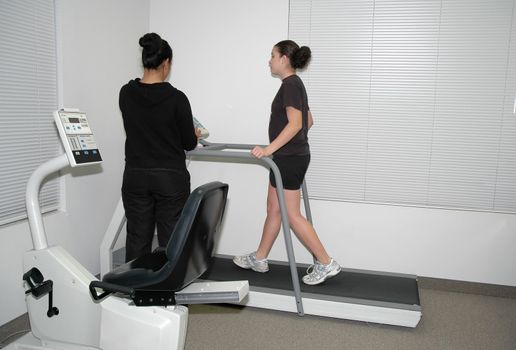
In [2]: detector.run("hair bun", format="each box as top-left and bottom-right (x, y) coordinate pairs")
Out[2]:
(138, 32), (173, 69)
(292, 46), (311, 69)
(139, 33), (162, 53)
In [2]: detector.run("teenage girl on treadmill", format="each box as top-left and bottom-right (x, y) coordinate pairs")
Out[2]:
(233, 40), (341, 285)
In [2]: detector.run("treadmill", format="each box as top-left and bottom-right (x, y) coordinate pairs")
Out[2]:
(101, 140), (421, 328)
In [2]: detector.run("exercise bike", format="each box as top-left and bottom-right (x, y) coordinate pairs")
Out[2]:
(5, 109), (248, 350)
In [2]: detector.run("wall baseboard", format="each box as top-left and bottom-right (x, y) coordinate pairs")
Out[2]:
(0, 313), (29, 345)
(419, 277), (516, 299)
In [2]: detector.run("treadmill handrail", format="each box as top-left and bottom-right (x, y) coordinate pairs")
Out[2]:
(187, 140), (305, 316)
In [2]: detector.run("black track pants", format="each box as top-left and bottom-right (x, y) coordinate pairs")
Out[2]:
(122, 167), (190, 262)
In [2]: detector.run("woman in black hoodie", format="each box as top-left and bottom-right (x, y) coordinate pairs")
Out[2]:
(119, 33), (200, 262)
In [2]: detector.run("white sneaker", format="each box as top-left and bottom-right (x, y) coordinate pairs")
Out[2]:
(302, 258), (341, 285)
(233, 252), (269, 273)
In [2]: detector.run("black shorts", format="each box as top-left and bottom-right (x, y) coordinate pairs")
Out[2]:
(269, 154), (311, 190)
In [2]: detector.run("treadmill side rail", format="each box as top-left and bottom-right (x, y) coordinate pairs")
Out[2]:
(175, 280), (249, 305)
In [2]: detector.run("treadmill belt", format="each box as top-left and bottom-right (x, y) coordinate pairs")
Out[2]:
(202, 256), (420, 306)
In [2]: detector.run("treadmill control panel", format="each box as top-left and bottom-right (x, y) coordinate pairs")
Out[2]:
(54, 109), (102, 167)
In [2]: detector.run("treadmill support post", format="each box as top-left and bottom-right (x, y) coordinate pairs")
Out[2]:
(301, 181), (313, 225)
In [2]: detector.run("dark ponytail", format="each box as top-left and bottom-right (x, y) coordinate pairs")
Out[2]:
(139, 33), (172, 69)
(274, 40), (311, 69)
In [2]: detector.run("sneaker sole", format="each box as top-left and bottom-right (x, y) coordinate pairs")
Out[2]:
(302, 265), (341, 286)
(252, 266), (269, 273)
(233, 258), (269, 273)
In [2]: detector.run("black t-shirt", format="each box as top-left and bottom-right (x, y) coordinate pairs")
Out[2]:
(268, 75), (310, 156)
(119, 79), (198, 169)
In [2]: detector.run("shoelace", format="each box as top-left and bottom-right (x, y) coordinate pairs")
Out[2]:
(305, 262), (324, 278)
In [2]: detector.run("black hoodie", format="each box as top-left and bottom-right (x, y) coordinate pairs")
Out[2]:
(119, 79), (198, 169)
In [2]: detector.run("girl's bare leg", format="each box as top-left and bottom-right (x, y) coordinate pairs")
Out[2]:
(256, 184), (331, 264)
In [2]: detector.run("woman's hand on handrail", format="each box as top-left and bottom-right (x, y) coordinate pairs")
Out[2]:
(251, 145), (272, 159)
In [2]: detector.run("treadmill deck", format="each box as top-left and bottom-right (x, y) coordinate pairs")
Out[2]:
(201, 255), (422, 327)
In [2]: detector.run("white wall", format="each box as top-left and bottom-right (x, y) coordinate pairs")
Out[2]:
(151, 0), (516, 287)
(0, 0), (149, 326)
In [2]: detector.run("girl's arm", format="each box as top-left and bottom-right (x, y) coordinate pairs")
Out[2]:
(251, 106), (302, 158)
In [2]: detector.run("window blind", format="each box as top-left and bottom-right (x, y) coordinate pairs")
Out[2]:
(289, 0), (516, 213)
(0, 0), (60, 225)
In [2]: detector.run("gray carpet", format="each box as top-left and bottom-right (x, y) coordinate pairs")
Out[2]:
(2, 284), (516, 349)
(184, 287), (516, 350)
